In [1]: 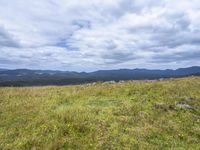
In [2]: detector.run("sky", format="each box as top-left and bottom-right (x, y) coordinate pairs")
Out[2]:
(0, 0), (200, 71)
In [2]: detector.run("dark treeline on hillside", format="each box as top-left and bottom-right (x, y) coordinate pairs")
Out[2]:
(0, 66), (199, 86)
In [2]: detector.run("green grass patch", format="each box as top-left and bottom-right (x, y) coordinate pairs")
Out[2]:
(0, 77), (200, 149)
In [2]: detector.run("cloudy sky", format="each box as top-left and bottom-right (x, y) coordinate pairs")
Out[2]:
(0, 0), (200, 71)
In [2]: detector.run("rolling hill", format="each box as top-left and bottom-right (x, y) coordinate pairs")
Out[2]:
(0, 77), (200, 149)
(0, 66), (200, 86)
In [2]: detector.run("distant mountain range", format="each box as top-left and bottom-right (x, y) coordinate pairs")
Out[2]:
(0, 66), (200, 86)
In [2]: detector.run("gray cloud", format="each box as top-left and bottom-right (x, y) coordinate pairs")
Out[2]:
(0, 0), (200, 71)
(0, 26), (20, 48)
(149, 44), (200, 63)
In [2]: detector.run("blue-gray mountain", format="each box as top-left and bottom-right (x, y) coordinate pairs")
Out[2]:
(0, 66), (199, 86)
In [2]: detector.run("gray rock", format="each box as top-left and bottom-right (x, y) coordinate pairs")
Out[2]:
(175, 102), (193, 109)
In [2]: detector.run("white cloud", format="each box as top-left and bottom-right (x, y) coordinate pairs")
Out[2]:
(0, 0), (200, 71)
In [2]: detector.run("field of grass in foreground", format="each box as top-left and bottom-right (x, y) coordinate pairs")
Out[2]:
(0, 77), (200, 150)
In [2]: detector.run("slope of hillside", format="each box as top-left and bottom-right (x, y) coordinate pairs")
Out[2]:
(0, 77), (200, 149)
(0, 66), (200, 86)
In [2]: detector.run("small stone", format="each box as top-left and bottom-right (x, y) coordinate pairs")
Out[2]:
(175, 103), (193, 109)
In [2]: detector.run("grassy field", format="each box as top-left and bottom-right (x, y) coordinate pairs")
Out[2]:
(0, 77), (200, 150)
